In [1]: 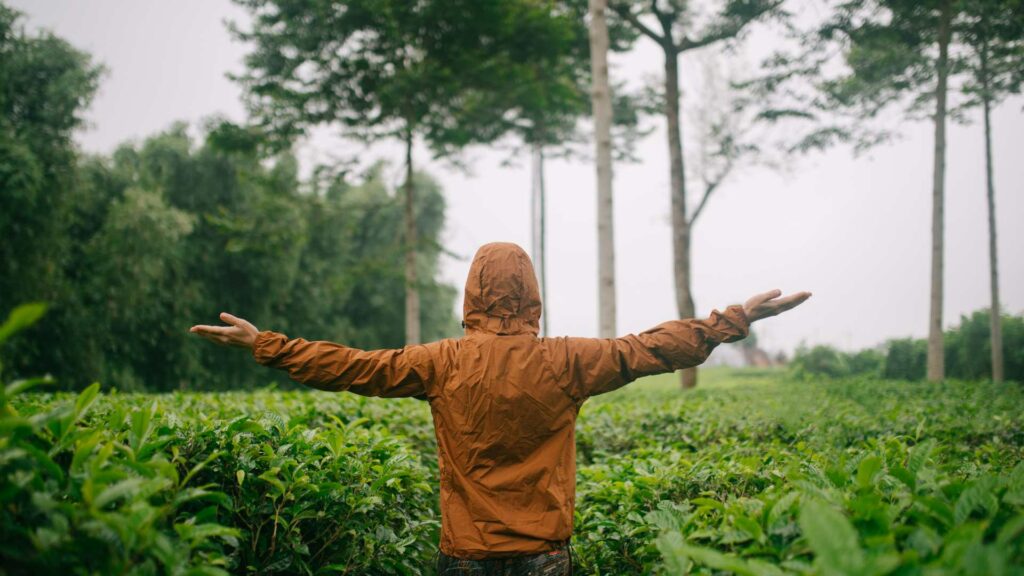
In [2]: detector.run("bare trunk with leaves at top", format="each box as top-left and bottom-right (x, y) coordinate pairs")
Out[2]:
(607, 1), (779, 389)
(589, 0), (617, 338)
(664, 47), (698, 389)
(404, 130), (420, 345)
(531, 143), (550, 337)
(980, 36), (1003, 383)
(927, 0), (952, 382)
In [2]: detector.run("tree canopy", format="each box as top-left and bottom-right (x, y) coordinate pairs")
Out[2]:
(0, 30), (460, 392)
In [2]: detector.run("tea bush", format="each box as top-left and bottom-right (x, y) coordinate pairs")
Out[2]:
(3, 305), (1023, 574)
(2, 387), (438, 575)
(2, 307), (438, 575)
(574, 372), (1024, 574)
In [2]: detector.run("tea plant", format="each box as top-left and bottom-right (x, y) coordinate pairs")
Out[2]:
(3, 304), (1022, 574)
(1, 305), (438, 575)
(574, 372), (1024, 574)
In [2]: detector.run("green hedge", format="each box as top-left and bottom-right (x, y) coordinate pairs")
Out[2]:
(790, 309), (1023, 382)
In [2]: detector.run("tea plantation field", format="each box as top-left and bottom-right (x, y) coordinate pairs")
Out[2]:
(3, 368), (1022, 575)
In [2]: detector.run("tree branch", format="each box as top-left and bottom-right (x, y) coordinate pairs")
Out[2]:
(689, 154), (735, 226)
(650, 0), (678, 48)
(678, 1), (783, 53)
(688, 181), (716, 226)
(609, 1), (665, 44)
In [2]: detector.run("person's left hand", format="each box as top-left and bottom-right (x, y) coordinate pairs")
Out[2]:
(190, 313), (259, 350)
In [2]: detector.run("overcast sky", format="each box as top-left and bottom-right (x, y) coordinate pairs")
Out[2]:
(11, 0), (1022, 355)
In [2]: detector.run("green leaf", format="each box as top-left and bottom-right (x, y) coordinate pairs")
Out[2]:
(955, 476), (999, 525)
(258, 468), (285, 495)
(5, 376), (55, 397)
(908, 439), (936, 475)
(996, 515), (1024, 547)
(128, 401), (157, 457)
(664, 539), (785, 576)
(798, 497), (865, 576)
(654, 531), (692, 575)
(889, 465), (915, 489)
(183, 567), (232, 576)
(174, 487), (232, 509)
(855, 455), (882, 489)
(71, 429), (103, 473)
(93, 477), (145, 509)
(174, 522), (241, 544)
(19, 442), (65, 483)
(734, 515), (765, 543)
(0, 302), (48, 345)
(768, 491), (800, 527)
(74, 382), (101, 423)
(690, 497), (726, 512)
(1004, 462), (1024, 506)
(179, 450), (223, 488)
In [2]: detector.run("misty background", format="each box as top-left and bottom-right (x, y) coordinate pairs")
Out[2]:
(11, 0), (1022, 357)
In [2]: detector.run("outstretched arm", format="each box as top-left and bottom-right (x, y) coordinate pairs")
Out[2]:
(190, 313), (434, 398)
(561, 289), (810, 399)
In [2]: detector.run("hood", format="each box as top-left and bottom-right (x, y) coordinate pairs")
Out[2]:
(462, 242), (542, 336)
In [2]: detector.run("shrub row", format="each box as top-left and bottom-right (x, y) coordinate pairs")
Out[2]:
(572, 373), (1024, 574)
(2, 308), (440, 575)
(789, 309), (1024, 381)
(4, 303), (1023, 574)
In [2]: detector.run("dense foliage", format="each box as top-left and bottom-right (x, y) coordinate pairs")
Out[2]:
(790, 309), (1024, 382)
(574, 370), (1024, 574)
(0, 7), (459, 392)
(3, 120), (459, 392)
(4, 305), (1022, 574)
(1, 306), (440, 575)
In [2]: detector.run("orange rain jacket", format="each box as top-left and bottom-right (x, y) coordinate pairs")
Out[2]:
(252, 242), (749, 559)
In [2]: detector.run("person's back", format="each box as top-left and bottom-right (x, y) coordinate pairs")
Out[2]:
(191, 242), (810, 572)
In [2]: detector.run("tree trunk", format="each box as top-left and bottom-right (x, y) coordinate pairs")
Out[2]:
(926, 0), (951, 382)
(404, 131), (420, 345)
(589, 0), (617, 339)
(531, 142), (550, 337)
(664, 47), (697, 389)
(980, 40), (1003, 383)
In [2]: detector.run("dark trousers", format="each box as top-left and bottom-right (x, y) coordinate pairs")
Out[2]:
(436, 542), (574, 576)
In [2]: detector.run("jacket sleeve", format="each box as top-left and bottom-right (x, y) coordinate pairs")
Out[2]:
(251, 332), (436, 398)
(561, 304), (749, 400)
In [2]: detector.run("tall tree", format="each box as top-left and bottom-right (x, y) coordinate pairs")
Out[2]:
(957, 0), (1023, 382)
(234, 1), (481, 345)
(749, 0), (978, 382)
(525, 1), (592, 338)
(608, 0), (782, 387)
(467, 0), (593, 337)
(484, 0), (649, 338)
(0, 4), (102, 383)
(530, 143), (551, 336)
(503, 1), (649, 338)
(927, 0), (954, 382)
(232, 0), (581, 344)
(590, 0), (618, 338)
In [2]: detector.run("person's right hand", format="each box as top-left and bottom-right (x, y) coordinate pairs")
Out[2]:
(743, 289), (812, 323)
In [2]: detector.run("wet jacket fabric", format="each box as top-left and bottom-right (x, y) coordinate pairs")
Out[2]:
(252, 242), (749, 560)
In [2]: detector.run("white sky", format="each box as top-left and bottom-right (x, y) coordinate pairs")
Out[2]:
(12, 0), (1022, 355)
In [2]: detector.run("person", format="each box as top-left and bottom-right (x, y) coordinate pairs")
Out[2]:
(191, 242), (811, 575)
